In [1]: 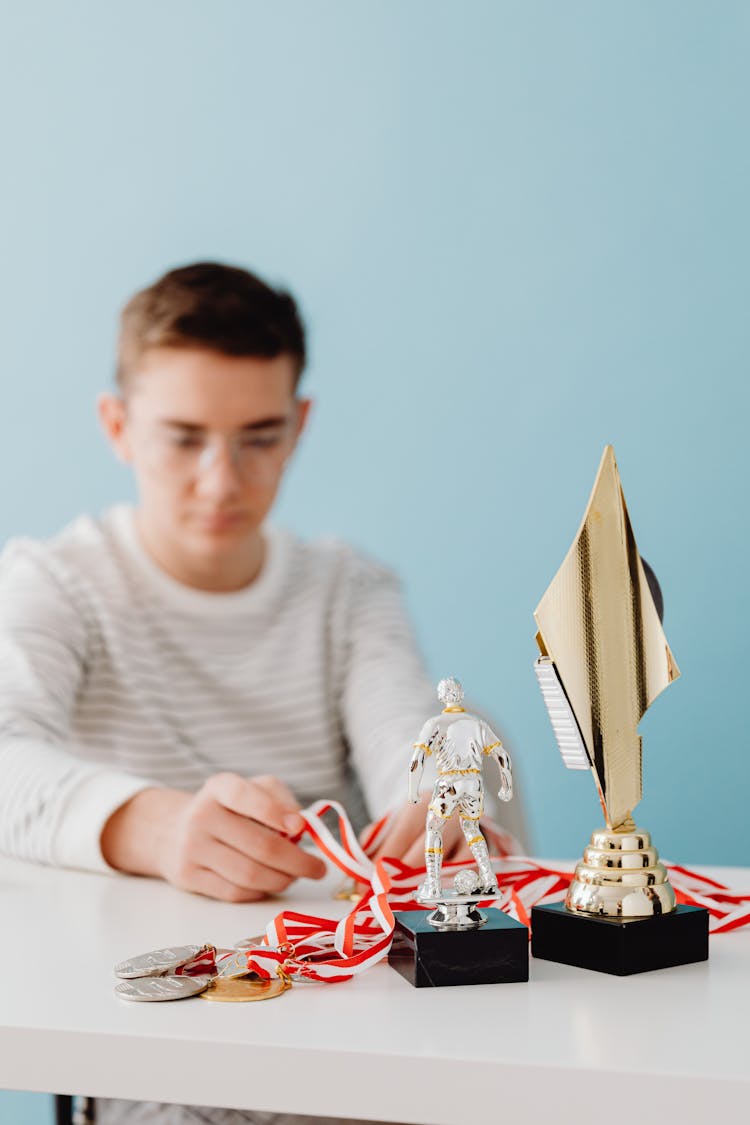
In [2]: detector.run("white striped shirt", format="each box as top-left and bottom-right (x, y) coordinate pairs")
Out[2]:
(0, 505), (435, 872)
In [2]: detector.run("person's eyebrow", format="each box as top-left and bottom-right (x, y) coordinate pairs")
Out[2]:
(238, 416), (291, 431)
(159, 416), (290, 432)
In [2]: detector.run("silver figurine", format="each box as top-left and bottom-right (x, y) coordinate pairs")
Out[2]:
(409, 677), (513, 929)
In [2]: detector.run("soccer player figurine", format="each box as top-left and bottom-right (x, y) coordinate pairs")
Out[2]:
(390, 678), (527, 981)
(409, 677), (513, 903)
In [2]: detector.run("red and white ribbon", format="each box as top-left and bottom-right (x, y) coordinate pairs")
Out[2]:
(236, 800), (750, 983)
(667, 864), (750, 934)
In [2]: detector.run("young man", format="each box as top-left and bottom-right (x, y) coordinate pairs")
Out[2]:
(0, 261), (449, 888)
(0, 262), (512, 1124)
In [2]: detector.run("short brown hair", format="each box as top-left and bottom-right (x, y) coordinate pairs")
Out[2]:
(116, 261), (306, 390)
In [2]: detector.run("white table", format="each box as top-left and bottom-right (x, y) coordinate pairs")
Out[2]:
(0, 855), (747, 1125)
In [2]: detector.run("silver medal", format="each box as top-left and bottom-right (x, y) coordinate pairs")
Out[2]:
(216, 951), (255, 979)
(114, 974), (213, 1002)
(114, 944), (210, 979)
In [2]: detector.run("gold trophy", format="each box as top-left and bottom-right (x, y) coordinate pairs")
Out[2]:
(530, 446), (709, 975)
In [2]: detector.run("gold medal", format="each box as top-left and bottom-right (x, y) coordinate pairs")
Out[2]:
(199, 976), (289, 1002)
(334, 878), (364, 904)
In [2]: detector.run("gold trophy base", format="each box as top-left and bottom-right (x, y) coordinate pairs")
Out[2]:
(532, 822), (709, 976)
(566, 825), (676, 918)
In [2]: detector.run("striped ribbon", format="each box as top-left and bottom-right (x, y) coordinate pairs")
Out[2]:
(182, 800), (750, 983)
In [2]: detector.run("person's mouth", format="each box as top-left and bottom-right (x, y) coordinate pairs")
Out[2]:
(193, 511), (246, 532)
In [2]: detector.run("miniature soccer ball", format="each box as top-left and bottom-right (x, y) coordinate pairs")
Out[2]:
(453, 868), (481, 895)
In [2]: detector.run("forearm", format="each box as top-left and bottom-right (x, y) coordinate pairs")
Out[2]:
(100, 786), (190, 877)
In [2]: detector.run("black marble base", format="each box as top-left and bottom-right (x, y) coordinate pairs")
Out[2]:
(531, 902), (709, 976)
(389, 908), (529, 988)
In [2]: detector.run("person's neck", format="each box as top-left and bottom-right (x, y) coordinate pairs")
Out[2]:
(134, 511), (265, 593)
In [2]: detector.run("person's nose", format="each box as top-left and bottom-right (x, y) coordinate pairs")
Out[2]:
(193, 437), (243, 500)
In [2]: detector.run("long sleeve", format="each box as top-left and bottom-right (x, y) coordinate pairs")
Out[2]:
(340, 555), (435, 819)
(0, 545), (153, 872)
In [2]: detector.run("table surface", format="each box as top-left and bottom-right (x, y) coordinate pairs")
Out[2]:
(0, 855), (748, 1125)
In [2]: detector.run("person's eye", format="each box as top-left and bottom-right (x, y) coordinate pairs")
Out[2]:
(241, 433), (282, 450)
(171, 433), (203, 449)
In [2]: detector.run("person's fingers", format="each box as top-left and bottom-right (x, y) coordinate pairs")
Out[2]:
(444, 832), (472, 862)
(252, 775), (301, 815)
(199, 837), (294, 896)
(400, 820), (466, 868)
(209, 801), (327, 881)
(374, 795), (430, 860)
(181, 864), (266, 904)
(401, 833), (429, 868)
(204, 772), (303, 835)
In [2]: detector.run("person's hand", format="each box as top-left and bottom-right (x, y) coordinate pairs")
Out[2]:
(101, 773), (327, 902)
(362, 794), (473, 869)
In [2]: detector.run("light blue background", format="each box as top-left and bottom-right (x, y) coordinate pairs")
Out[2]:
(1, 2), (748, 1117)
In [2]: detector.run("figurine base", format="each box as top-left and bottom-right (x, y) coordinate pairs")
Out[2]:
(389, 908), (529, 988)
(531, 902), (709, 976)
(424, 901), (488, 929)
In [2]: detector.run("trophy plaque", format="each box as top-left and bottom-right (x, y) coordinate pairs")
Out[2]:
(388, 677), (529, 987)
(530, 446), (709, 975)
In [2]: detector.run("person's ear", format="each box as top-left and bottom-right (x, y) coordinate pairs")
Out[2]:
(98, 393), (133, 464)
(287, 400), (310, 452)
(293, 397), (312, 444)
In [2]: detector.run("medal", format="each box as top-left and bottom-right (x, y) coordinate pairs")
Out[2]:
(200, 976), (289, 1003)
(215, 950), (259, 980)
(334, 878), (364, 903)
(114, 944), (215, 979)
(115, 975), (213, 1002)
(110, 798), (750, 1013)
